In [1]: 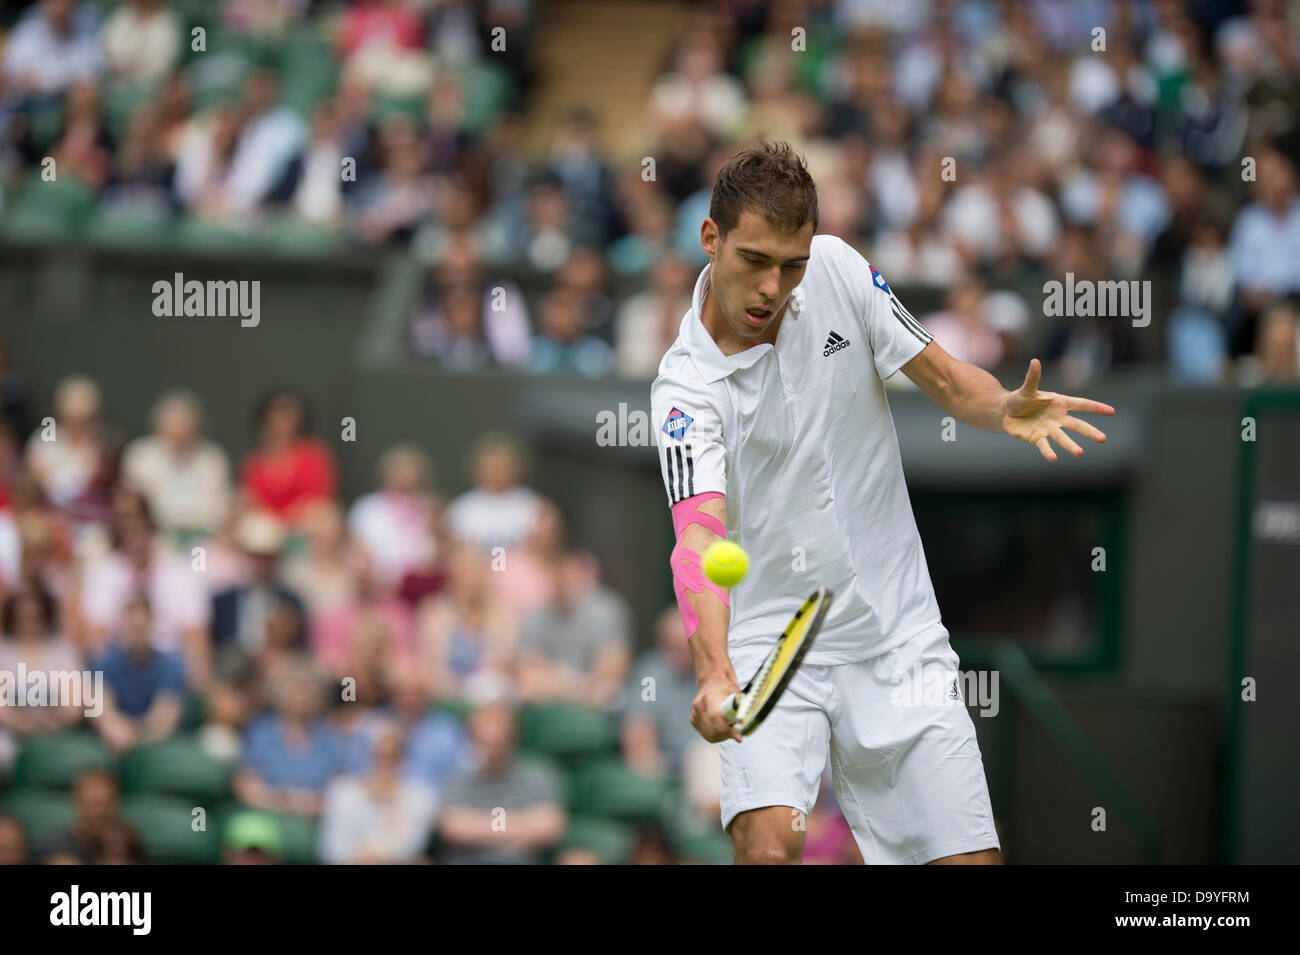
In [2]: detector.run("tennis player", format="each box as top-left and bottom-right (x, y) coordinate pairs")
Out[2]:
(651, 142), (1114, 865)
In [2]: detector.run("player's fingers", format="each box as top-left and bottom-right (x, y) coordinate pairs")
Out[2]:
(1035, 436), (1057, 462)
(1020, 358), (1042, 395)
(1063, 415), (1107, 443)
(1052, 427), (1083, 457)
(1066, 396), (1115, 416)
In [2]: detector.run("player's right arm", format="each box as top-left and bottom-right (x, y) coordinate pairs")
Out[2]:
(674, 493), (742, 743)
(653, 372), (741, 743)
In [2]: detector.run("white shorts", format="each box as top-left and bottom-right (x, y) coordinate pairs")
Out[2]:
(720, 624), (1001, 864)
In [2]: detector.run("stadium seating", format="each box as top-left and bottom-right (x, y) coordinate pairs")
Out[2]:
(120, 736), (233, 803)
(12, 730), (115, 791)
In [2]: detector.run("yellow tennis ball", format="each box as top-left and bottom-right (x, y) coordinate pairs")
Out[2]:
(703, 541), (748, 587)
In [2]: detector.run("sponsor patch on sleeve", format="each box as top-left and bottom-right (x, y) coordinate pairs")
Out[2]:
(661, 406), (694, 441)
(869, 264), (892, 296)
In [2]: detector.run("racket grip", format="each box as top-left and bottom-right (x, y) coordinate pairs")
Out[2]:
(720, 692), (739, 723)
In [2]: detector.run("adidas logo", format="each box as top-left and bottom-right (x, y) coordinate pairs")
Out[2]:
(823, 331), (851, 356)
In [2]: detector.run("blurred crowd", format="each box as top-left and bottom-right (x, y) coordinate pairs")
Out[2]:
(0, 372), (862, 864)
(2, 0), (1299, 385)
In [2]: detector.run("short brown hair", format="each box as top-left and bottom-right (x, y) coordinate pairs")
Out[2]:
(709, 141), (818, 238)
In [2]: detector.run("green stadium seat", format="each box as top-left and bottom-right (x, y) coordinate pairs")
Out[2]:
(518, 702), (619, 761)
(0, 175), (98, 244)
(553, 815), (635, 865)
(84, 205), (174, 250)
(566, 760), (673, 825)
(0, 789), (75, 850)
(103, 82), (160, 142)
(120, 736), (232, 802)
(669, 827), (734, 865)
(261, 218), (346, 257)
(12, 730), (114, 790)
(174, 215), (257, 253)
(121, 793), (221, 864)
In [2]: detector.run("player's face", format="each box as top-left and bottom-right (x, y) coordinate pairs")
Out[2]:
(703, 210), (813, 340)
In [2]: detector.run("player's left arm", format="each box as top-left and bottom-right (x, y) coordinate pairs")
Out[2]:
(900, 341), (1115, 462)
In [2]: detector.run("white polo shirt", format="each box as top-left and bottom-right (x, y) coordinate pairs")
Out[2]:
(651, 233), (942, 665)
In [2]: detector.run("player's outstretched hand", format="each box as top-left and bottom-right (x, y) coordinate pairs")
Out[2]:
(1003, 359), (1115, 462)
(691, 678), (743, 744)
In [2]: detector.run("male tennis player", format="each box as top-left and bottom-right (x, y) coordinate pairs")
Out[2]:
(651, 142), (1114, 865)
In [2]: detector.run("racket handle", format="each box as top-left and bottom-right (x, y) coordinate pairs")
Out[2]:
(721, 692), (739, 723)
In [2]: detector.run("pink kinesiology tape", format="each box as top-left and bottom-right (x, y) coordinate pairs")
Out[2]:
(670, 493), (730, 637)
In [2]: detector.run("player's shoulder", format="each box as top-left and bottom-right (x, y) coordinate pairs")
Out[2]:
(813, 232), (895, 300)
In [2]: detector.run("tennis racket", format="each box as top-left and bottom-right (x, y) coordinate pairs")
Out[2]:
(721, 587), (832, 736)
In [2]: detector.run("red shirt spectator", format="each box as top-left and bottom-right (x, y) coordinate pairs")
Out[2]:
(241, 437), (336, 520)
(338, 0), (424, 59)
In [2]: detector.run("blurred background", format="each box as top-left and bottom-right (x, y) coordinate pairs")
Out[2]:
(0, 0), (1297, 865)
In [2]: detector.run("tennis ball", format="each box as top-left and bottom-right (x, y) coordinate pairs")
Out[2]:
(703, 541), (749, 587)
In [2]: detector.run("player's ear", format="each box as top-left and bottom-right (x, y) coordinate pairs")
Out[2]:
(700, 218), (719, 261)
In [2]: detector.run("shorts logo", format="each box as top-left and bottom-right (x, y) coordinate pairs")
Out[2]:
(661, 407), (694, 440)
(823, 330), (851, 356)
(869, 264), (892, 296)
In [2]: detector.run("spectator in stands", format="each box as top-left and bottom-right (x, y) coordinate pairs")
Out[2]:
(415, 541), (516, 702)
(516, 547), (632, 710)
(1168, 215), (1234, 383)
(0, 815), (29, 865)
(173, 101), (246, 219)
(102, 102), (178, 222)
(383, 666), (471, 793)
(239, 390), (337, 528)
(311, 544), (413, 679)
(1060, 127), (1171, 273)
(944, 150), (1061, 274)
(47, 80), (113, 190)
(284, 99), (348, 228)
(870, 173), (962, 289)
(24, 374), (109, 521)
(319, 725), (438, 864)
(224, 67), (307, 214)
(100, 0), (181, 86)
(411, 230), (533, 368)
(489, 497), (586, 617)
(1, 0), (102, 100)
(235, 660), (343, 816)
(121, 390), (231, 542)
(484, 171), (574, 272)
(78, 500), (212, 685)
(0, 583), (83, 745)
(281, 500), (357, 630)
(196, 679), (248, 764)
(1228, 148), (1300, 355)
(556, 246), (616, 343)
(529, 285), (616, 377)
(353, 115), (437, 244)
(211, 509), (306, 672)
(90, 818), (145, 864)
(545, 106), (615, 248)
(92, 594), (186, 753)
(614, 249), (693, 379)
(607, 188), (675, 277)
(620, 606), (700, 778)
(444, 432), (542, 552)
(919, 273), (1005, 370)
(39, 767), (129, 864)
(348, 444), (437, 589)
(221, 810), (282, 864)
(338, 0), (425, 60)
(649, 29), (747, 140)
(1238, 299), (1300, 387)
(435, 698), (566, 865)
(411, 282), (499, 371)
